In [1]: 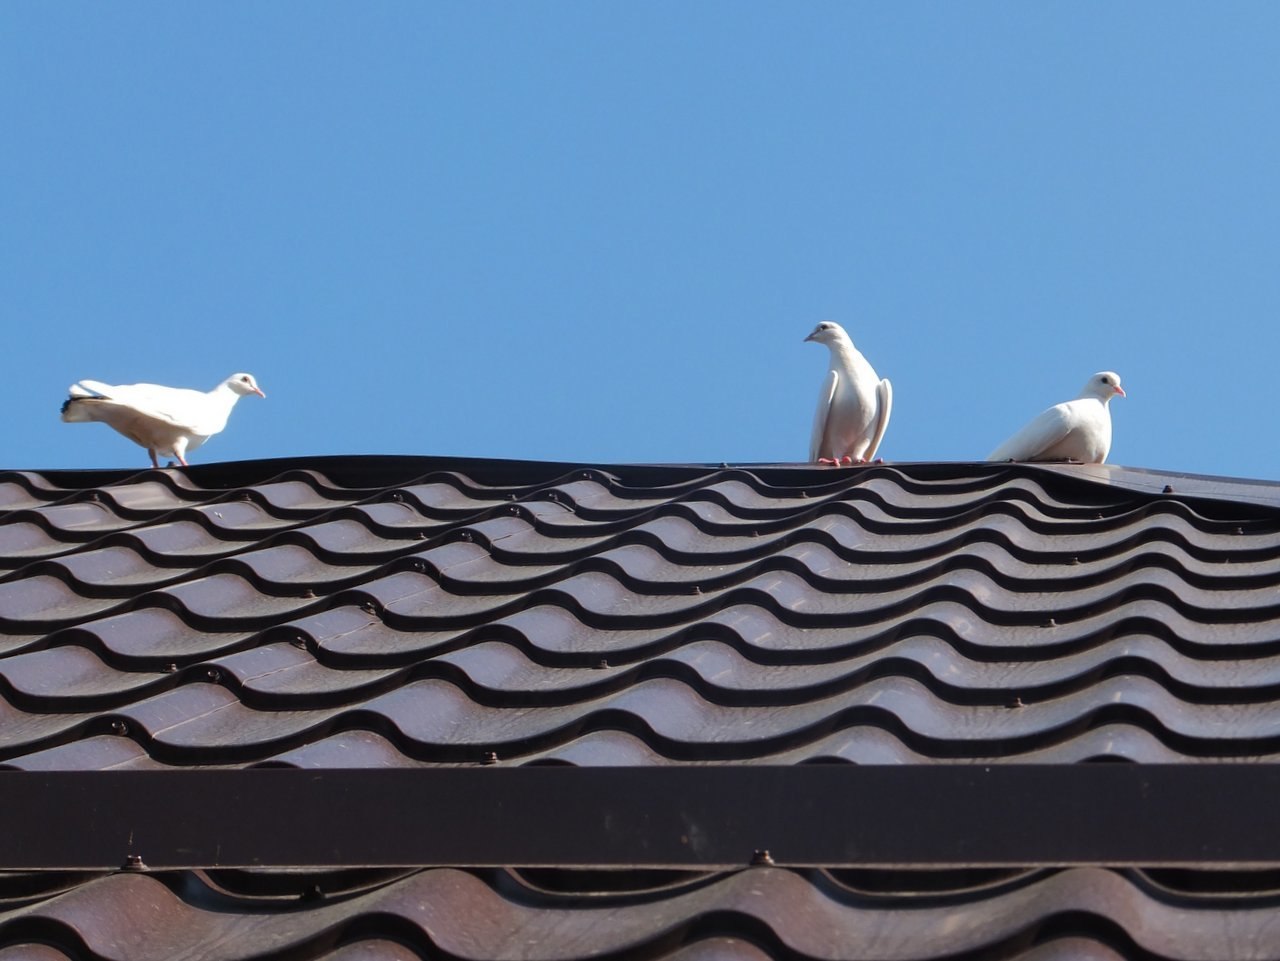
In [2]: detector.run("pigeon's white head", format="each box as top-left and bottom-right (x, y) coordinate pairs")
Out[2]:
(225, 373), (266, 398)
(804, 321), (851, 347)
(1082, 371), (1125, 403)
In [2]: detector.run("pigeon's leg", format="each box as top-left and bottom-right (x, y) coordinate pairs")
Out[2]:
(171, 438), (190, 468)
(148, 449), (160, 469)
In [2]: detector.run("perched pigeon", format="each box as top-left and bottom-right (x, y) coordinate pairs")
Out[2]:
(988, 371), (1125, 464)
(805, 321), (893, 465)
(60, 373), (266, 467)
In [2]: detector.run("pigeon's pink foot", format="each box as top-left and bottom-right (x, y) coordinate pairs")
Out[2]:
(840, 456), (857, 466)
(818, 457), (840, 466)
(177, 454), (190, 467)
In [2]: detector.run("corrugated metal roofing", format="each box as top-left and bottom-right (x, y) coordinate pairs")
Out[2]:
(7, 865), (1280, 961)
(4, 455), (1280, 959)
(5, 865), (1280, 960)
(3, 456), (1280, 769)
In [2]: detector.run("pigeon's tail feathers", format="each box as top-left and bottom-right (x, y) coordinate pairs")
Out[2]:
(70, 380), (113, 398)
(61, 397), (92, 421)
(61, 381), (113, 421)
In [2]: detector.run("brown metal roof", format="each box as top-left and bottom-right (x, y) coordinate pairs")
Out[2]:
(3, 455), (1280, 958)
(3, 457), (1280, 769)
(4, 865), (1280, 960)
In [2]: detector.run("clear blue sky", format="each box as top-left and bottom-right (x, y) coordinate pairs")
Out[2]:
(4, 3), (1278, 479)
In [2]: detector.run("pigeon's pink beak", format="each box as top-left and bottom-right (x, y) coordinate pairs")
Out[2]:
(1114, 386), (1126, 397)
(254, 387), (266, 398)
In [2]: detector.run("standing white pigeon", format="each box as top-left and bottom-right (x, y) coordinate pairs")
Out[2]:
(988, 371), (1125, 463)
(60, 373), (266, 468)
(805, 321), (893, 465)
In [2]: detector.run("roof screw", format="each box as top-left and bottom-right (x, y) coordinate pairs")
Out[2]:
(459, 531), (472, 542)
(481, 751), (500, 765)
(1008, 696), (1025, 709)
(751, 849), (775, 866)
(1095, 512), (1104, 520)
(110, 720), (128, 736)
(411, 560), (426, 573)
(596, 658), (609, 669)
(206, 668), (221, 683)
(291, 634), (308, 650)
(1163, 485), (1175, 494)
(1043, 618), (1057, 628)
(302, 588), (316, 598)
(509, 505), (520, 515)
(120, 854), (147, 872)
(361, 601), (380, 615)
(390, 491), (404, 502)
(692, 586), (702, 595)
(238, 491), (253, 501)
(301, 884), (323, 901)
(1070, 556), (1080, 565)
(417, 531), (428, 539)
(1235, 527), (1245, 535)
(163, 663), (178, 674)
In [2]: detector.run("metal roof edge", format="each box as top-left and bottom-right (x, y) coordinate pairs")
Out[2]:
(10, 455), (1280, 510)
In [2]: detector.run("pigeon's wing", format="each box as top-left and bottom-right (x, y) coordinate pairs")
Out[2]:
(809, 369), (839, 461)
(124, 385), (208, 425)
(987, 404), (1072, 461)
(100, 383), (212, 431)
(864, 378), (893, 461)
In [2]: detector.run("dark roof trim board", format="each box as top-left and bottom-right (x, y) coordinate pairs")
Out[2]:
(4, 765), (1278, 870)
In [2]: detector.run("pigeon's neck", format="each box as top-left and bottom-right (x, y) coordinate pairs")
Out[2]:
(210, 382), (243, 408)
(827, 338), (861, 368)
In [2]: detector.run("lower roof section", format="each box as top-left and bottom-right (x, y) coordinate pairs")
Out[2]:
(3, 455), (1280, 769)
(3, 865), (1280, 961)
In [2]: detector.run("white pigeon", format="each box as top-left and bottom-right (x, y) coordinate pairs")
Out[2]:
(988, 371), (1125, 464)
(60, 373), (266, 468)
(805, 321), (893, 465)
